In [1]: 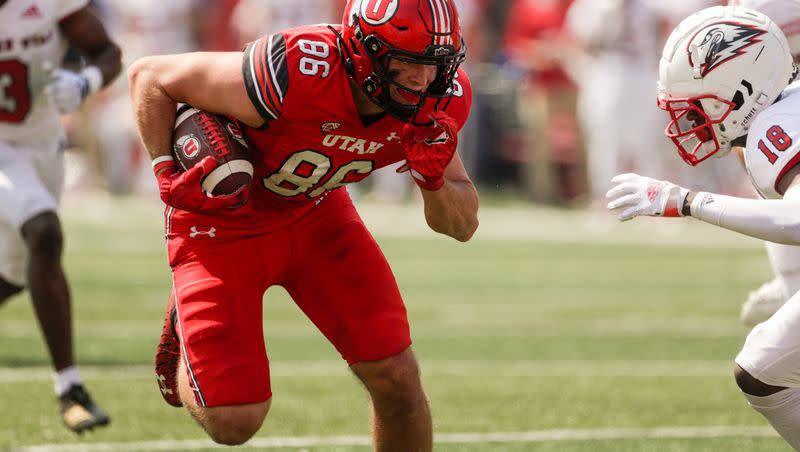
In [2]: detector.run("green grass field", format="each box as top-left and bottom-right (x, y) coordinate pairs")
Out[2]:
(0, 193), (792, 451)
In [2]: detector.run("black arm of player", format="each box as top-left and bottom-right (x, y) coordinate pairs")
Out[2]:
(58, 5), (122, 89)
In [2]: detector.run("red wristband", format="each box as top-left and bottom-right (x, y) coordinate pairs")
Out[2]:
(152, 155), (176, 175)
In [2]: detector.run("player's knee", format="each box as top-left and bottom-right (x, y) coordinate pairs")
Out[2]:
(734, 364), (786, 397)
(200, 401), (270, 445)
(21, 212), (63, 260)
(356, 349), (423, 408)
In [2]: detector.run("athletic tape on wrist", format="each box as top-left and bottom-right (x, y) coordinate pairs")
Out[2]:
(152, 155), (176, 174)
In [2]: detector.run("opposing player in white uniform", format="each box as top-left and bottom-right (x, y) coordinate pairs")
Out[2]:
(607, 6), (800, 449)
(0, 0), (120, 433)
(724, 0), (800, 326)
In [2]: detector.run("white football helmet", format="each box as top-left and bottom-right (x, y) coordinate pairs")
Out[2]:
(658, 6), (795, 165)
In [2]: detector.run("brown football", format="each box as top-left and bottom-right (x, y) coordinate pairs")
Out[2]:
(172, 104), (253, 196)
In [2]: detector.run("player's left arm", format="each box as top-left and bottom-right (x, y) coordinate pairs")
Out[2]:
(681, 173), (800, 245)
(606, 171), (800, 245)
(420, 149), (480, 242)
(58, 5), (122, 93)
(414, 70), (478, 242)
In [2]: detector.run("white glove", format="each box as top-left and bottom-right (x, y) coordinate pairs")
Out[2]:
(44, 69), (90, 113)
(606, 173), (690, 221)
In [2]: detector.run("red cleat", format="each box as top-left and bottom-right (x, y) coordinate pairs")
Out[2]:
(155, 299), (182, 407)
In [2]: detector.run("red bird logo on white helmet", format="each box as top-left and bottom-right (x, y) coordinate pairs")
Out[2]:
(687, 21), (767, 77)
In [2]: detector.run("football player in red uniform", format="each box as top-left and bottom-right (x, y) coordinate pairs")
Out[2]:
(128, 0), (477, 448)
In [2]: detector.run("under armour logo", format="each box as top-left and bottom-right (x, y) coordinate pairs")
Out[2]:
(387, 132), (399, 141)
(189, 226), (216, 238)
(157, 374), (173, 395)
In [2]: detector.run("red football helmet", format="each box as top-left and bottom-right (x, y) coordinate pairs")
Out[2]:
(338, 0), (466, 121)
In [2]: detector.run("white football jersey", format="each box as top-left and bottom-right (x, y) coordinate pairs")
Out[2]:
(0, 0), (87, 144)
(744, 81), (800, 199)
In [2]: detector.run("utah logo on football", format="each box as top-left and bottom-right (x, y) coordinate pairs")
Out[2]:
(175, 134), (200, 159)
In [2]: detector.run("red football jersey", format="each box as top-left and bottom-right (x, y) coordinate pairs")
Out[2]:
(167, 24), (472, 234)
(241, 24), (472, 210)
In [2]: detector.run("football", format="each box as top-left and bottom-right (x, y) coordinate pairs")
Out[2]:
(172, 104), (254, 196)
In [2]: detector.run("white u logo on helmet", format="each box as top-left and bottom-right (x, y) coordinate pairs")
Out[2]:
(360, 0), (399, 26)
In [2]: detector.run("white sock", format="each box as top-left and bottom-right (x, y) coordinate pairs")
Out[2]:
(53, 366), (83, 397)
(743, 387), (800, 449)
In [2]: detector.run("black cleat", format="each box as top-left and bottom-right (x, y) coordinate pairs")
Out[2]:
(59, 384), (110, 433)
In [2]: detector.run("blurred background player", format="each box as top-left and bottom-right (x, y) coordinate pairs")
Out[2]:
(606, 5), (800, 449)
(0, 0), (120, 433)
(565, 0), (723, 206)
(565, 0), (672, 205)
(725, 0), (800, 326)
(84, 0), (339, 197)
(128, 0), (476, 448)
(85, 0), (213, 195)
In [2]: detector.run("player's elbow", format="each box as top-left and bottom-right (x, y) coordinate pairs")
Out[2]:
(127, 56), (171, 95)
(775, 222), (800, 245)
(765, 212), (800, 245)
(455, 216), (479, 242)
(430, 215), (478, 242)
(127, 57), (155, 92)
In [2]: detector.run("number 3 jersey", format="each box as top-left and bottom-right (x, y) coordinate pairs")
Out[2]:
(0, 0), (87, 144)
(744, 81), (800, 199)
(216, 24), (470, 229)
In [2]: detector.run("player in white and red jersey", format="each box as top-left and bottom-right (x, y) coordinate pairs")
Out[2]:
(606, 6), (800, 450)
(723, 0), (800, 326)
(128, 0), (477, 448)
(0, 0), (120, 433)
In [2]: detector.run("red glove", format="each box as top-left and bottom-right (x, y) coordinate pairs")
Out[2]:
(397, 111), (458, 191)
(153, 156), (248, 213)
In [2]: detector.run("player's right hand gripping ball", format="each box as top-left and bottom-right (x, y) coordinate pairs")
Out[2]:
(398, 111), (458, 191)
(173, 105), (254, 196)
(154, 106), (253, 213)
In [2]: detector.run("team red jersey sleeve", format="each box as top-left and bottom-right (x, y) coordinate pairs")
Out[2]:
(449, 68), (473, 132)
(242, 33), (290, 123)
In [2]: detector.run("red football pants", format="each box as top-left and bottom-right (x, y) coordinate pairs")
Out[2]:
(166, 190), (411, 406)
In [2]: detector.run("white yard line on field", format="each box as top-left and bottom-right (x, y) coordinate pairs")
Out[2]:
(60, 191), (760, 248)
(14, 426), (778, 451)
(0, 360), (737, 384)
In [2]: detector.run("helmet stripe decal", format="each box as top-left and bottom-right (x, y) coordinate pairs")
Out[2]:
(440, 0), (452, 45)
(428, 0), (452, 46)
(429, 0), (442, 45)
